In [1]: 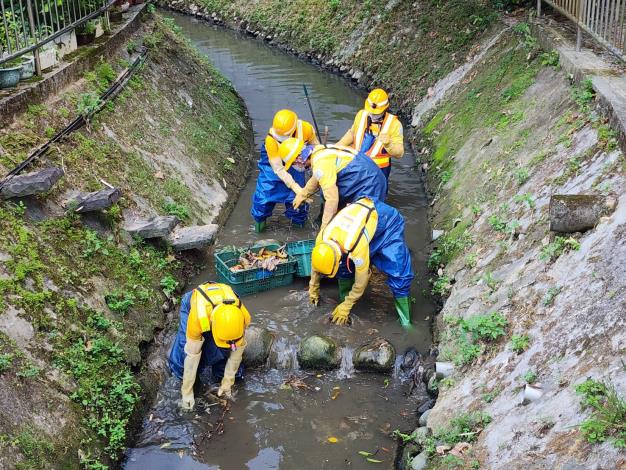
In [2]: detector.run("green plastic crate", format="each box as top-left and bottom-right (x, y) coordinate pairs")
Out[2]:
(215, 243), (297, 296)
(286, 239), (315, 277)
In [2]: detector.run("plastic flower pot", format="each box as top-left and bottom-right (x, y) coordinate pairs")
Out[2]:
(76, 31), (96, 46)
(20, 56), (35, 80)
(0, 63), (24, 89)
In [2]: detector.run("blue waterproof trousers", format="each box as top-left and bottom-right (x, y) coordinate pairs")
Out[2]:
(168, 292), (244, 382)
(251, 147), (308, 225)
(337, 199), (413, 297)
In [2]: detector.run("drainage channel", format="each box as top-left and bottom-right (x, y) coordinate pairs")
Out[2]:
(124, 12), (435, 470)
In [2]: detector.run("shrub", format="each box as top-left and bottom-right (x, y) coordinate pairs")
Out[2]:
(575, 379), (626, 448)
(539, 236), (580, 262)
(510, 334), (530, 353)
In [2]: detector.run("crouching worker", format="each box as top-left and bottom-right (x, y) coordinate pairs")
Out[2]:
(309, 198), (414, 327)
(251, 109), (319, 232)
(169, 282), (251, 409)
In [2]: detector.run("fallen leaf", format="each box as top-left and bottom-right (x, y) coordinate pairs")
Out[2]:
(331, 389), (341, 400)
(154, 171), (165, 180)
(226, 157), (235, 164)
(160, 442), (171, 449)
(443, 112), (454, 123)
(327, 437), (339, 443)
(381, 447), (390, 453)
(427, 87), (435, 97)
(383, 378), (390, 389)
(366, 458), (383, 463)
(358, 451), (373, 457)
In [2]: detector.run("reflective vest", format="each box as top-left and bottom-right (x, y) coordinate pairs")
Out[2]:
(189, 283), (241, 333)
(353, 112), (398, 169)
(268, 119), (304, 144)
(323, 198), (378, 253)
(311, 144), (357, 169)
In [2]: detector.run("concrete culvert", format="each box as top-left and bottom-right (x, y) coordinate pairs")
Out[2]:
(297, 335), (341, 370)
(549, 194), (609, 233)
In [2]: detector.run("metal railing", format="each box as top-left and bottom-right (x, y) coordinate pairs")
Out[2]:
(0, 0), (115, 73)
(539, 0), (626, 59)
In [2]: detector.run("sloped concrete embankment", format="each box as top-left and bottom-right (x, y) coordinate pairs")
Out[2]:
(0, 13), (253, 469)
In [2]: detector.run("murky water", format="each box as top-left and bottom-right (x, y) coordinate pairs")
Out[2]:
(125, 13), (435, 470)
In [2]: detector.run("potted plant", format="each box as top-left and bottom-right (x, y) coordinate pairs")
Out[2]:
(19, 55), (35, 80)
(109, 6), (124, 22)
(0, 58), (24, 89)
(76, 20), (97, 46)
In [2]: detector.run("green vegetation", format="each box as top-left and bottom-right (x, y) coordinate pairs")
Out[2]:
(15, 430), (55, 470)
(510, 334), (530, 353)
(575, 379), (626, 449)
(431, 274), (452, 297)
(539, 236), (580, 262)
(428, 224), (472, 268)
(542, 286), (562, 306)
(163, 200), (190, 220)
(423, 411), (492, 456)
(160, 274), (179, 297)
(522, 370), (537, 383)
(440, 312), (508, 366)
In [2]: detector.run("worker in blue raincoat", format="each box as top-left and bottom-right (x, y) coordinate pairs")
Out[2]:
(309, 197), (414, 327)
(169, 282), (251, 410)
(278, 139), (387, 232)
(251, 109), (319, 232)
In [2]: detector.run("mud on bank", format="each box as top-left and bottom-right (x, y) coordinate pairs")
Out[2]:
(0, 13), (253, 469)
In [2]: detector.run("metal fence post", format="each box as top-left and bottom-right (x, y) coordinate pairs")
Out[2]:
(537, 0), (542, 17)
(25, 0), (41, 75)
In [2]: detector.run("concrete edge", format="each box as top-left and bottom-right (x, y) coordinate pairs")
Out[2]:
(531, 19), (626, 156)
(0, 4), (146, 128)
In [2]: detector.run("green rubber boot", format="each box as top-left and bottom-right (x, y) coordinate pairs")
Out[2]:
(394, 296), (412, 327)
(338, 278), (354, 302)
(254, 220), (267, 233)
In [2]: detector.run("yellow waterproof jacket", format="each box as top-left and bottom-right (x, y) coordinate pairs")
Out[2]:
(186, 283), (251, 342)
(337, 110), (404, 168)
(314, 198), (378, 308)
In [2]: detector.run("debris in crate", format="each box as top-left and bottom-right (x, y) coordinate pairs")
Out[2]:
(230, 246), (289, 272)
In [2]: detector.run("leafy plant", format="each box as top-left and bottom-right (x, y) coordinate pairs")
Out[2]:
(539, 236), (580, 262)
(105, 290), (135, 314)
(482, 271), (500, 292)
(539, 49), (560, 67)
(428, 228), (471, 268)
(17, 364), (40, 378)
(160, 274), (178, 297)
(82, 230), (110, 258)
(442, 312), (507, 366)
(522, 370), (537, 383)
(431, 274), (451, 296)
(78, 19), (98, 35)
(543, 286), (562, 306)
(575, 379), (626, 448)
(510, 334), (530, 353)
(572, 79), (595, 110)
(513, 193), (535, 208)
(76, 92), (101, 118)
(0, 353), (14, 373)
(488, 214), (507, 232)
(514, 167), (530, 185)
(162, 201), (189, 220)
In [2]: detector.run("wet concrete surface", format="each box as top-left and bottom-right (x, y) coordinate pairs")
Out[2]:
(125, 12), (435, 470)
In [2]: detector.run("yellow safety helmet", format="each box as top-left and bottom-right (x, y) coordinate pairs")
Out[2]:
(311, 240), (342, 278)
(272, 109), (298, 137)
(364, 88), (389, 115)
(278, 137), (304, 170)
(211, 301), (246, 350)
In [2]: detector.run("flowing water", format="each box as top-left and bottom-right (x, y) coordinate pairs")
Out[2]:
(125, 12), (435, 470)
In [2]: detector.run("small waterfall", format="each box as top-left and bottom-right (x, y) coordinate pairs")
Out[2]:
(270, 337), (300, 371)
(336, 346), (354, 380)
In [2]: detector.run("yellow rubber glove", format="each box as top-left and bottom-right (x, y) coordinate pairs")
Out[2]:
(292, 191), (311, 210)
(330, 302), (351, 326)
(309, 270), (321, 306)
(320, 185), (339, 228)
(378, 133), (391, 146)
(181, 338), (204, 410)
(217, 340), (246, 399)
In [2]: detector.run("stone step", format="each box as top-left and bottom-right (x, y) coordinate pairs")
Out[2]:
(168, 224), (219, 251)
(0, 166), (64, 199)
(67, 187), (122, 213)
(124, 215), (180, 239)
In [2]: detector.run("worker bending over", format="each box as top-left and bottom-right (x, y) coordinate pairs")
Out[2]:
(251, 109), (319, 232)
(279, 138), (387, 231)
(169, 282), (251, 409)
(336, 88), (403, 180)
(309, 198), (414, 327)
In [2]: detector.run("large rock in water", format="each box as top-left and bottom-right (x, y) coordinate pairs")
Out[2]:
(353, 338), (396, 372)
(243, 326), (274, 368)
(549, 194), (608, 233)
(124, 216), (179, 239)
(297, 335), (340, 370)
(0, 166), (64, 199)
(169, 224), (219, 251)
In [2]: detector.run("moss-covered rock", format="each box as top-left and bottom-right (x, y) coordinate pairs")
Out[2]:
(297, 335), (340, 370)
(353, 337), (396, 372)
